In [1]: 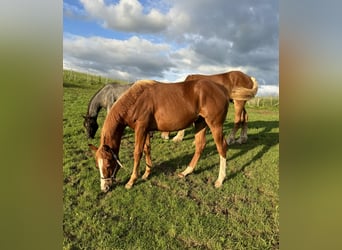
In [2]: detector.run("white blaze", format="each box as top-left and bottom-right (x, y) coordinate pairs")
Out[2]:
(98, 158), (104, 178)
(98, 158), (107, 191)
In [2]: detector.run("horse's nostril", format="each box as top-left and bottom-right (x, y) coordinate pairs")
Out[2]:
(103, 186), (110, 193)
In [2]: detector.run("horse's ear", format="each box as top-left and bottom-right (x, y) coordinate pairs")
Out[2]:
(88, 144), (98, 155)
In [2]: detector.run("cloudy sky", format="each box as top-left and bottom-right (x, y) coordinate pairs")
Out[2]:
(63, 0), (279, 96)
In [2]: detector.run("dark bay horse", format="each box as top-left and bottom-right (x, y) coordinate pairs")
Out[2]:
(170, 71), (258, 144)
(89, 79), (232, 192)
(83, 82), (132, 138)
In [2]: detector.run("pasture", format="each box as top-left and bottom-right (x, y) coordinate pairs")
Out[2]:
(63, 70), (279, 249)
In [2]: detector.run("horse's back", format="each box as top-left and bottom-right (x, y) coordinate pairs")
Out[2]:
(152, 79), (228, 117)
(121, 79), (227, 131)
(186, 71), (254, 90)
(111, 78), (229, 132)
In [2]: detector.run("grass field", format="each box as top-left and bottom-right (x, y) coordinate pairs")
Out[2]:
(63, 70), (279, 249)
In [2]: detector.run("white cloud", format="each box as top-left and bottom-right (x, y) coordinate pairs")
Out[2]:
(256, 84), (279, 97)
(64, 0), (279, 89)
(80, 0), (170, 33)
(63, 34), (174, 81)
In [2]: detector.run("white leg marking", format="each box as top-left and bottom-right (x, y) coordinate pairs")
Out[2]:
(180, 166), (193, 177)
(161, 132), (169, 140)
(215, 155), (226, 188)
(173, 130), (185, 142)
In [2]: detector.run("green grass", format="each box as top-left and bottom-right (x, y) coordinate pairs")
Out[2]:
(63, 70), (279, 249)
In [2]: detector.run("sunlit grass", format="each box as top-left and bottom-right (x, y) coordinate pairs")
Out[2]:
(63, 70), (279, 249)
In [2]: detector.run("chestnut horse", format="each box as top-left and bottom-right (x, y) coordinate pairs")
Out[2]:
(89, 79), (235, 192)
(169, 71), (258, 144)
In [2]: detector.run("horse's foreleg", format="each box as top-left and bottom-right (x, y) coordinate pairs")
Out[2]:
(106, 105), (111, 114)
(142, 133), (152, 180)
(178, 122), (206, 178)
(125, 128), (146, 189)
(172, 129), (185, 142)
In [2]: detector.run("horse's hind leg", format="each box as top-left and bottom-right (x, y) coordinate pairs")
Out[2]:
(227, 100), (245, 145)
(178, 120), (206, 178)
(160, 131), (170, 139)
(236, 107), (248, 144)
(142, 133), (152, 180)
(172, 129), (185, 142)
(209, 125), (228, 188)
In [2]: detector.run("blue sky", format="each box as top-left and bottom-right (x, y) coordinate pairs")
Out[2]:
(63, 0), (279, 96)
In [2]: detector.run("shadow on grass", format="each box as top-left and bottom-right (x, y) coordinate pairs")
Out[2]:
(104, 120), (278, 188)
(142, 120), (279, 182)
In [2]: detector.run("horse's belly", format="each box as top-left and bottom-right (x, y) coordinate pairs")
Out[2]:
(154, 110), (197, 131)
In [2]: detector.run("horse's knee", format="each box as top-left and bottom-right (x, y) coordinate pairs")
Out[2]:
(134, 150), (143, 160)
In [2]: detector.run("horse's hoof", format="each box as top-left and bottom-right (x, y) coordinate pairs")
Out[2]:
(125, 183), (133, 189)
(178, 173), (185, 178)
(141, 174), (149, 180)
(226, 138), (235, 145)
(172, 137), (182, 142)
(214, 181), (222, 188)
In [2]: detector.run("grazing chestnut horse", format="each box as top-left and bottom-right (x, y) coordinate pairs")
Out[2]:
(83, 82), (133, 138)
(89, 79), (234, 192)
(170, 71), (258, 144)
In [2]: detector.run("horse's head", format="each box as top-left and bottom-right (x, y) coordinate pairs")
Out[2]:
(83, 115), (99, 139)
(89, 144), (124, 193)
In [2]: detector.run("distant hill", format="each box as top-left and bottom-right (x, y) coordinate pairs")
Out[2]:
(63, 69), (129, 87)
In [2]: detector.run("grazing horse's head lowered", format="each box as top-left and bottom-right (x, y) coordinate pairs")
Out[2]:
(83, 115), (99, 139)
(89, 144), (123, 192)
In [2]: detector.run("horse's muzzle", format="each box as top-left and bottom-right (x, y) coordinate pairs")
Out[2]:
(101, 179), (113, 193)
(102, 185), (110, 193)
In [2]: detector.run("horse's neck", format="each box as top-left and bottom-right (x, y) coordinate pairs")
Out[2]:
(101, 120), (126, 155)
(88, 93), (103, 117)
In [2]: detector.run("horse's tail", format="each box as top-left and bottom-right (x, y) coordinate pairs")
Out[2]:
(230, 77), (258, 101)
